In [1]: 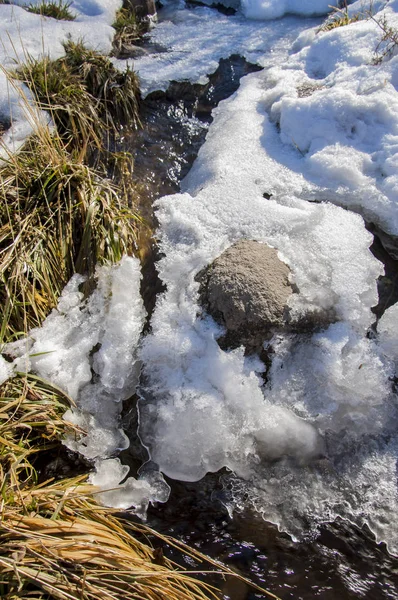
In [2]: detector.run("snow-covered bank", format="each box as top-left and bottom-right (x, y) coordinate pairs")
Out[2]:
(260, 0), (398, 235)
(134, 1), (398, 551)
(0, 0), (120, 155)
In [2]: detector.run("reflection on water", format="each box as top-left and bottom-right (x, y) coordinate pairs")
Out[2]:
(146, 475), (398, 600)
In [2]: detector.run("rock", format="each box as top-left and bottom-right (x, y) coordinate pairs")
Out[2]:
(196, 240), (292, 352)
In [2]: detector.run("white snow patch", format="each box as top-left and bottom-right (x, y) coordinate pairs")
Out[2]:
(124, 5), (319, 96)
(241, 0), (334, 20)
(0, 355), (14, 386)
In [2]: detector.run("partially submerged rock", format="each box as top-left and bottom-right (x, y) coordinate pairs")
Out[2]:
(196, 240), (293, 352)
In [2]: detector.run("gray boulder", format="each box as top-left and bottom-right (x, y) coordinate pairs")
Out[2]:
(196, 240), (292, 352)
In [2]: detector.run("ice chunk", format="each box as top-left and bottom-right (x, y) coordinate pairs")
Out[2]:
(10, 257), (146, 463)
(89, 459), (171, 518)
(0, 355), (14, 386)
(378, 303), (398, 363)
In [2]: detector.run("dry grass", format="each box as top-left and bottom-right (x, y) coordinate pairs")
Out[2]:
(318, 5), (362, 32)
(0, 373), (279, 600)
(16, 42), (141, 154)
(24, 0), (76, 20)
(112, 7), (142, 58)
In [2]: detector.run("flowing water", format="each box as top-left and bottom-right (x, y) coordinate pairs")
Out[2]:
(110, 4), (398, 597)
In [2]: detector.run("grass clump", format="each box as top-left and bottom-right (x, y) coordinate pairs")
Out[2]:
(0, 129), (141, 342)
(17, 41), (140, 154)
(1, 41), (144, 343)
(318, 5), (361, 32)
(62, 40), (141, 127)
(113, 8), (142, 57)
(25, 0), (75, 20)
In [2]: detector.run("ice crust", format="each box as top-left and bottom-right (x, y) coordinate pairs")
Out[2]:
(8, 257), (169, 515)
(136, 1), (398, 552)
(127, 6), (319, 96)
(89, 459), (171, 518)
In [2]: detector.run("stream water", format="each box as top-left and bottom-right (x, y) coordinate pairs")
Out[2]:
(110, 3), (398, 598)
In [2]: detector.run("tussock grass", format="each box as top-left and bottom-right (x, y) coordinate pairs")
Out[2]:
(0, 128), (141, 342)
(17, 41), (140, 153)
(25, 0), (76, 20)
(112, 8), (142, 57)
(0, 372), (76, 495)
(62, 40), (141, 128)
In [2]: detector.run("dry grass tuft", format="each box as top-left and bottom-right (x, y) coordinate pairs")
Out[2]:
(16, 41), (140, 153)
(25, 0), (76, 20)
(112, 7), (142, 58)
(318, 5), (362, 32)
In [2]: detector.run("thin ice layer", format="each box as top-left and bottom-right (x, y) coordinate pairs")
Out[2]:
(124, 5), (319, 96)
(89, 459), (170, 519)
(138, 66), (385, 481)
(136, 6), (398, 549)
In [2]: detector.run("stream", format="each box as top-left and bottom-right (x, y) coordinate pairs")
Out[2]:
(110, 2), (398, 598)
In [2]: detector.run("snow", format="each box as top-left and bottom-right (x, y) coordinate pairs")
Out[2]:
(126, 6), (318, 96)
(241, 0), (334, 20)
(7, 257), (163, 515)
(0, 355), (14, 386)
(133, 0), (398, 550)
(259, 0), (398, 234)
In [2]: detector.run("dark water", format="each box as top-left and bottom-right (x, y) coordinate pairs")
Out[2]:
(142, 474), (398, 600)
(114, 10), (398, 599)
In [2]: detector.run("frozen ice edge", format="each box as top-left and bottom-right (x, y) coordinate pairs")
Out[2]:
(7, 257), (171, 517)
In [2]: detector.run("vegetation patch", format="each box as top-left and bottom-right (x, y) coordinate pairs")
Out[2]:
(0, 128), (141, 342)
(0, 372), (277, 600)
(16, 42), (140, 154)
(318, 6), (362, 33)
(372, 14), (398, 63)
(24, 0), (76, 20)
(113, 7), (143, 57)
